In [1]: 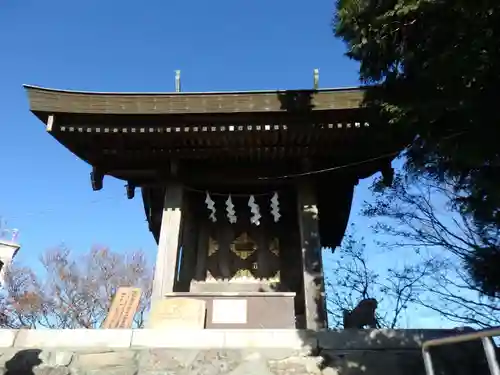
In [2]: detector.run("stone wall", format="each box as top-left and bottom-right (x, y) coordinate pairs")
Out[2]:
(0, 329), (492, 375)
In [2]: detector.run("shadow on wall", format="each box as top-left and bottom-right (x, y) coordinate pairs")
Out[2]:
(5, 349), (42, 375)
(295, 329), (496, 375)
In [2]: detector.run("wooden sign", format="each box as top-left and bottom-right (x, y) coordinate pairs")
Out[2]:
(102, 287), (142, 329)
(212, 299), (247, 324)
(149, 298), (206, 329)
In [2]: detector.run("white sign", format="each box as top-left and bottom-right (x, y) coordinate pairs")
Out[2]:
(212, 299), (247, 324)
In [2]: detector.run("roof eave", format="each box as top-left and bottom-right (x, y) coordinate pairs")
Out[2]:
(23, 84), (367, 96)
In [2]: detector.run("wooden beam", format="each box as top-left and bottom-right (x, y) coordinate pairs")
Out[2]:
(104, 161), (362, 187)
(25, 85), (368, 115)
(55, 121), (372, 134)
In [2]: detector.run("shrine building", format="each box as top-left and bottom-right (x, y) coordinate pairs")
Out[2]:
(24, 82), (408, 330)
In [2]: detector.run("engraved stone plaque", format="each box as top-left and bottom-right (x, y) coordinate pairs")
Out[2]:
(149, 298), (206, 329)
(212, 299), (247, 324)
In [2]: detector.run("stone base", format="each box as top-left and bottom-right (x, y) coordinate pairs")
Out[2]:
(0, 329), (493, 375)
(163, 292), (296, 329)
(190, 280), (280, 293)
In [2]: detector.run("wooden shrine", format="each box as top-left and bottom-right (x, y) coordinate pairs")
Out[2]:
(24, 84), (409, 330)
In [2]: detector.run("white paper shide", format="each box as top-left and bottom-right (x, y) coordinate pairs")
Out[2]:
(225, 195), (237, 224)
(270, 192), (281, 222)
(205, 192), (217, 222)
(248, 195), (261, 226)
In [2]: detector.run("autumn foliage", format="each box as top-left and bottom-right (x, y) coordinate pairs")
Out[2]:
(0, 246), (152, 328)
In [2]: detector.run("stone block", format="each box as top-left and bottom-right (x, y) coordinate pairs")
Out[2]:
(0, 348), (21, 368)
(34, 367), (70, 375)
(226, 355), (274, 375)
(279, 355), (324, 374)
(187, 349), (243, 375)
(241, 348), (294, 361)
(149, 298), (206, 329)
(317, 329), (453, 350)
(319, 350), (424, 375)
(223, 329), (312, 349)
(74, 351), (136, 369)
(136, 349), (200, 373)
(321, 368), (340, 375)
(131, 329), (225, 348)
(83, 367), (138, 375)
(38, 350), (74, 367)
(223, 330), (274, 348)
(269, 358), (315, 375)
(14, 330), (133, 349)
(0, 330), (17, 347)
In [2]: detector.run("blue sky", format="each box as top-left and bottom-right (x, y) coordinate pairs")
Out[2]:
(0, 0), (458, 328)
(0, 0), (359, 260)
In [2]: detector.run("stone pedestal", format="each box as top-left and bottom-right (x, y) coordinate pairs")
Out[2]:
(162, 292), (296, 329)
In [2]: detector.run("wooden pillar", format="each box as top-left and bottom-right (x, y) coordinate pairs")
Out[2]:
(175, 194), (198, 292)
(296, 178), (327, 330)
(255, 211), (270, 279)
(151, 182), (183, 300)
(217, 223), (233, 279)
(194, 223), (209, 281)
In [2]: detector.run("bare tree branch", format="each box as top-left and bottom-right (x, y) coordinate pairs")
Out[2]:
(0, 246), (152, 328)
(326, 229), (426, 328)
(361, 173), (500, 327)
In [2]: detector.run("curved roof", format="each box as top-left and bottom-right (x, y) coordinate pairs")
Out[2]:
(23, 84), (365, 96)
(24, 84), (367, 116)
(23, 84), (364, 96)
